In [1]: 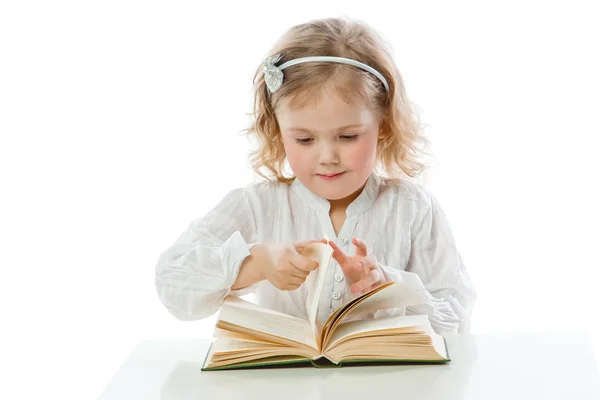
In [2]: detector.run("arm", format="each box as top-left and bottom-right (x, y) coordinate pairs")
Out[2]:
(375, 194), (476, 335)
(231, 245), (267, 290)
(154, 187), (260, 321)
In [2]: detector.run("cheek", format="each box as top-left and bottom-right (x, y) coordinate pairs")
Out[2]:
(345, 139), (377, 167)
(286, 148), (303, 166)
(282, 140), (308, 170)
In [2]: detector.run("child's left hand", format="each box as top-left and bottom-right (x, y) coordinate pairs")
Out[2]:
(328, 237), (387, 294)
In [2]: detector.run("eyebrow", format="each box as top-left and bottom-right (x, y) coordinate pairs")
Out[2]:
(287, 124), (364, 133)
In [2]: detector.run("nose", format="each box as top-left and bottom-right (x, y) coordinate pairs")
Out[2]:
(318, 142), (340, 165)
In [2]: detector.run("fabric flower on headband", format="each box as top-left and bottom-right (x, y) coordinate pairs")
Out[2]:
(263, 54), (284, 94)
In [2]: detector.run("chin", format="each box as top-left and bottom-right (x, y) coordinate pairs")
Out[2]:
(319, 190), (351, 201)
(313, 183), (359, 201)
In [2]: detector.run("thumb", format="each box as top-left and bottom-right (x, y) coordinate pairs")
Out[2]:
(293, 238), (327, 252)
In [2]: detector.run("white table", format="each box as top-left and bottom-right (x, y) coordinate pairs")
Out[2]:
(98, 333), (600, 399)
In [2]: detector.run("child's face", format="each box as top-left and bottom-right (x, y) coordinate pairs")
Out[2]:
(276, 91), (383, 203)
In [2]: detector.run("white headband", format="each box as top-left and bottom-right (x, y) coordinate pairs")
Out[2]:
(262, 53), (390, 94)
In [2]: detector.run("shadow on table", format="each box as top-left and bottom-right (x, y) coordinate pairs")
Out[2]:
(159, 335), (478, 400)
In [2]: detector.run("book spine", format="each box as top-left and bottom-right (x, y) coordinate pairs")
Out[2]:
(310, 356), (342, 368)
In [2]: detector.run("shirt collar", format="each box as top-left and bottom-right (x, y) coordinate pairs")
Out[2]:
(291, 173), (381, 216)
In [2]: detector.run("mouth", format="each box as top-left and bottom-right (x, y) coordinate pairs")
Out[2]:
(317, 172), (346, 180)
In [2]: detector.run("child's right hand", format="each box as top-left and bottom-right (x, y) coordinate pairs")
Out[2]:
(258, 239), (327, 291)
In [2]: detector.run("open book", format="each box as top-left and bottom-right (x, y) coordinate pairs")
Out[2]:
(201, 242), (449, 370)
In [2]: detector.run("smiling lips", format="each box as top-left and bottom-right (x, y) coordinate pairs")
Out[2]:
(318, 172), (345, 180)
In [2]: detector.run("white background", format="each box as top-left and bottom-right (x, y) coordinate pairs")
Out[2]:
(1, 1), (599, 399)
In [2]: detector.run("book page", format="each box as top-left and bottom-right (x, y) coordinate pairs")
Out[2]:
(320, 281), (425, 346)
(319, 282), (391, 346)
(344, 280), (424, 320)
(301, 242), (333, 342)
(326, 342), (448, 364)
(218, 296), (318, 350)
(211, 337), (287, 353)
(324, 314), (430, 351)
(213, 328), (278, 344)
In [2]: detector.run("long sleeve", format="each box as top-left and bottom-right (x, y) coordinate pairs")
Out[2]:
(154, 187), (258, 321)
(375, 193), (476, 335)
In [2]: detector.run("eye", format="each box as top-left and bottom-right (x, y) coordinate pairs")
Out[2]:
(340, 135), (358, 141)
(295, 138), (313, 144)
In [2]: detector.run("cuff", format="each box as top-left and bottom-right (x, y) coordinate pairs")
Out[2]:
(220, 232), (259, 297)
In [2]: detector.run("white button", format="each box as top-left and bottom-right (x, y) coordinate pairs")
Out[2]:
(332, 292), (341, 300)
(334, 274), (343, 282)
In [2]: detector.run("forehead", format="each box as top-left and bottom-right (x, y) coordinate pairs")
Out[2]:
(275, 90), (379, 132)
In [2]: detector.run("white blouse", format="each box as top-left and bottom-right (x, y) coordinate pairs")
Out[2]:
(155, 173), (476, 335)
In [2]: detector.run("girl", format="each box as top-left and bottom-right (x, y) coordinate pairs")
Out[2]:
(155, 17), (476, 335)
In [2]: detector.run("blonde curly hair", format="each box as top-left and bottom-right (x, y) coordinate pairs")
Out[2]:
(245, 17), (431, 184)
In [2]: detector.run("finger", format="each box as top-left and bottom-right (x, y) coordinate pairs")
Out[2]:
(350, 269), (382, 294)
(294, 238), (328, 252)
(363, 254), (378, 269)
(328, 240), (349, 265)
(287, 275), (306, 286)
(290, 253), (319, 272)
(350, 259), (365, 275)
(276, 274), (306, 290)
(290, 265), (310, 278)
(351, 255), (376, 275)
(352, 237), (369, 258)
